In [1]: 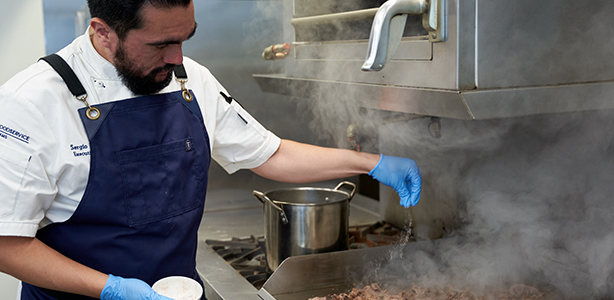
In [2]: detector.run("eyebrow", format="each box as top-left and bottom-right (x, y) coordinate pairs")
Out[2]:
(147, 23), (198, 46)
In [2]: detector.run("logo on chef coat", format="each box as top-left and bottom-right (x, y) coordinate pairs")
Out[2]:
(0, 124), (30, 144)
(71, 144), (91, 157)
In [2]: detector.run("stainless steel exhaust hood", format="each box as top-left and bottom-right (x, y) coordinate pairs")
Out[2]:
(253, 0), (614, 120)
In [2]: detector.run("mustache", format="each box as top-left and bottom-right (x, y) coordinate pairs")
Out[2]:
(151, 64), (176, 76)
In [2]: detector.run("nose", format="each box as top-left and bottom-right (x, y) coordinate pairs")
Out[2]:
(164, 44), (184, 66)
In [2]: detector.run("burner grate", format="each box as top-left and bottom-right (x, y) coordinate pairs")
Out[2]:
(205, 235), (270, 289)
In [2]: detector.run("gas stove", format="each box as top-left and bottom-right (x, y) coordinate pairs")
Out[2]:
(205, 235), (269, 289)
(195, 188), (384, 300)
(203, 222), (413, 291)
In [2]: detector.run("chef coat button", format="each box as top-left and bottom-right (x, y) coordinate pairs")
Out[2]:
(93, 79), (106, 88)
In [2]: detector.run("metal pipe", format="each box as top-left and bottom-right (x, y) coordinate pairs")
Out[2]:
(362, 0), (427, 71)
(290, 8), (379, 26)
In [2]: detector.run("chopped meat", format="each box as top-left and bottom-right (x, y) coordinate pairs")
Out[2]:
(307, 283), (546, 300)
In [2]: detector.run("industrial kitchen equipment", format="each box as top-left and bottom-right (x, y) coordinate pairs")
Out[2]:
(253, 0), (614, 120)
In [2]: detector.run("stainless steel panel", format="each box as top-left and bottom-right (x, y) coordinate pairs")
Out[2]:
(463, 81), (614, 119)
(294, 38), (432, 61)
(476, 1), (614, 89)
(196, 240), (261, 300)
(252, 74), (472, 119)
(258, 0), (614, 119)
(258, 242), (437, 300)
(282, 0), (475, 90)
(254, 73), (614, 120)
(258, 246), (394, 300)
(292, 0), (385, 18)
(291, 8), (379, 26)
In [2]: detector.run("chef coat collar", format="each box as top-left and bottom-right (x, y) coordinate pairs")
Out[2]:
(78, 27), (123, 82)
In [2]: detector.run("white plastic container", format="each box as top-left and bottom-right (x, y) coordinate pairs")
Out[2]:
(152, 276), (203, 300)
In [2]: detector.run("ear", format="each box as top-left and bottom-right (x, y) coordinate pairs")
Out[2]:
(90, 17), (116, 51)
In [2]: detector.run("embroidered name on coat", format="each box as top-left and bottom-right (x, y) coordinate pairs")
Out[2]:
(71, 144), (90, 157)
(0, 124), (30, 144)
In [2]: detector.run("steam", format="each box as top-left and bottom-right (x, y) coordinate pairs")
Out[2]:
(348, 111), (614, 299)
(242, 0), (614, 298)
(295, 81), (614, 298)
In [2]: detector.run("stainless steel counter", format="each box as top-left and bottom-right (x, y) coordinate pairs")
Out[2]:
(196, 185), (381, 300)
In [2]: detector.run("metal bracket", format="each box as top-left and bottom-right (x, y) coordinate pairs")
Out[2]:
(423, 0), (447, 42)
(362, 0), (447, 71)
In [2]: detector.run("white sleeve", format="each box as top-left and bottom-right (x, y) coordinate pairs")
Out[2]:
(169, 59), (281, 174)
(210, 93), (281, 174)
(0, 90), (57, 237)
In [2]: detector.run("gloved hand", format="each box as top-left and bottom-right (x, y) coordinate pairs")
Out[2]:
(369, 154), (422, 207)
(100, 274), (173, 300)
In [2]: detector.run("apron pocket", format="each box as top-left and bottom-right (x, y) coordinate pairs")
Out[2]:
(117, 138), (202, 227)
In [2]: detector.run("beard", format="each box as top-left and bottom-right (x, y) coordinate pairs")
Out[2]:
(114, 41), (175, 96)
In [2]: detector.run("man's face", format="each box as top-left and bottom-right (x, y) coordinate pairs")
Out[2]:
(112, 2), (196, 95)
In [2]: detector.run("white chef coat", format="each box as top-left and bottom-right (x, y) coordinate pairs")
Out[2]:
(0, 31), (280, 237)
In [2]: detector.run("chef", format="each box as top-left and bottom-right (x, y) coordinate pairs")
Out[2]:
(0, 0), (422, 299)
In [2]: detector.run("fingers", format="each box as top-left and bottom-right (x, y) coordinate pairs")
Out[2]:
(400, 197), (411, 208)
(409, 172), (422, 206)
(370, 155), (422, 208)
(397, 187), (411, 208)
(399, 173), (422, 207)
(409, 192), (421, 206)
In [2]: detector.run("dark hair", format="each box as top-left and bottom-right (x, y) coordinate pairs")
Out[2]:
(87, 0), (191, 40)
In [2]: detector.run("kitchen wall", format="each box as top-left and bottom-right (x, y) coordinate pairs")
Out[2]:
(0, 0), (45, 85)
(0, 272), (18, 300)
(0, 1), (45, 298)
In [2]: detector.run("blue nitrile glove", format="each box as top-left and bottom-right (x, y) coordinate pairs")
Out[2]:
(368, 154), (422, 207)
(100, 274), (173, 300)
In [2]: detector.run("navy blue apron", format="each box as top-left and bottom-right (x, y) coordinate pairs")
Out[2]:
(23, 55), (210, 299)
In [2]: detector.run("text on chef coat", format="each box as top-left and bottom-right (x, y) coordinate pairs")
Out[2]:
(0, 124), (30, 144)
(71, 144), (90, 157)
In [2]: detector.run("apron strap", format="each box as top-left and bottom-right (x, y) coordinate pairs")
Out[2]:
(174, 64), (188, 80)
(40, 54), (189, 97)
(39, 54), (87, 98)
(39, 54), (102, 120)
(173, 64), (193, 103)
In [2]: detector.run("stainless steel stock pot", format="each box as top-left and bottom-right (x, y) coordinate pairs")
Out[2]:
(253, 181), (357, 271)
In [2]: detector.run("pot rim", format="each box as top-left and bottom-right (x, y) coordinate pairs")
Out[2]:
(264, 187), (353, 206)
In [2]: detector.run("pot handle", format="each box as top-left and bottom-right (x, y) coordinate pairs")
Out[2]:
(334, 181), (357, 201)
(253, 190), (289, 225)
